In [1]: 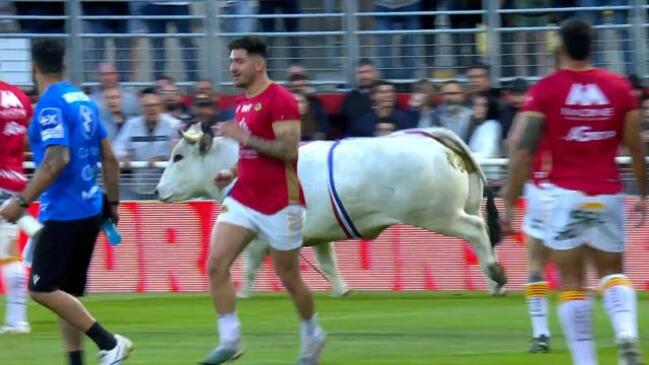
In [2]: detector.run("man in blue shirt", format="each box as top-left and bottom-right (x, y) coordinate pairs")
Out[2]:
(0, 40), (132, 365)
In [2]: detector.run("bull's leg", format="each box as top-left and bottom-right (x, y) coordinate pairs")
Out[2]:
(313, 242), (350, 297)
(237, 239), (269, 299)
(439, 212), (507, 295)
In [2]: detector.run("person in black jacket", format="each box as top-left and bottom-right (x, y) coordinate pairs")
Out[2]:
(340, 58), (380, 136)
(352, 80), (414, 137)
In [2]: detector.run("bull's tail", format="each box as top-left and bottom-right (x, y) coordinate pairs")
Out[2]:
(420, 128), (502, 247)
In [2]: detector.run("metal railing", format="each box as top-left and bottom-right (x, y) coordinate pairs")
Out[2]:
(22, 157), (648, 200)
(1, 1), (649, 89)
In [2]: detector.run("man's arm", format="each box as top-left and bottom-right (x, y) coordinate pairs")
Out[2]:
(622, 109), (647, 197)
(20, 145), (70, 204)
(243, 121), (301, 162)
(502, 111), (545, 207)
(100, 138), (120, 204)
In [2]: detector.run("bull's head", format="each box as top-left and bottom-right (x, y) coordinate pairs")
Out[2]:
(156, 123), (239, 203)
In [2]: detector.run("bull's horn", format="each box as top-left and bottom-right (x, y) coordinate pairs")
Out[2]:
(180, 130), (203, 144)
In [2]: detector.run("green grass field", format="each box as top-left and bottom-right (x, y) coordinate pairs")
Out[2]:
(1, 292), (647, 364)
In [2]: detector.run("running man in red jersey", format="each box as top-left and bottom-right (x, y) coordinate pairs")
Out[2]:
(199, 36), (325, 365)
(0, 81), (32, 334)
(504, 19), (646, 365)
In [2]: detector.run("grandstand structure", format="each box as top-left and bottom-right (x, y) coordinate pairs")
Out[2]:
(0, 1), (646, 89)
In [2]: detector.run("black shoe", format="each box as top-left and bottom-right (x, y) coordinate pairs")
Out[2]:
(529, 335), (550, 353)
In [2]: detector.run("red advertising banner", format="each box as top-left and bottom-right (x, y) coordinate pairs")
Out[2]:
(3, 200), (649, 293)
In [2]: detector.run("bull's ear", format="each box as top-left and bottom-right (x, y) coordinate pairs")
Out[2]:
(180, 129), (202, 144)
(198, 133), (213, 154)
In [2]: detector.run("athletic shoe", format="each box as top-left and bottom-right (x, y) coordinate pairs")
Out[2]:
(98, 334), (134, 365)
(0, 321), (30, 334)
(199, 346), (244, 364)
(529, 335), (550, 353)
(296, 330), (326, 365)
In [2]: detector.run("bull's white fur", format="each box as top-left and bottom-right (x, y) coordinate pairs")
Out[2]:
(157, 126), (504, 296)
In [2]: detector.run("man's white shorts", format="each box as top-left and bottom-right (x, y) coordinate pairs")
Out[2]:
(0, 219), (18, 259)
(217, 197), (305, 251)
(523, 183), (544, 240)
(541, 183), (625, 253)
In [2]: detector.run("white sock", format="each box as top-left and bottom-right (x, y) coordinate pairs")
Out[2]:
(2, 261), (27, 327)
(526, 281), (551, 338)
(300, 314), (322, 340)
(559, 292), (597, 365)
(601, 274), (638, 342)
(217, 312), (240, 349)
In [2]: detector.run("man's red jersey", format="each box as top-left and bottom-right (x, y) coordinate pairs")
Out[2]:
(522, 69), (638, 195)
(230, 83), (305, 214)
(0, 82), (32, 193)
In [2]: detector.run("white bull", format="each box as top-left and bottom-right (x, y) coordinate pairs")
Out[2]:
(156, 125), (507, 296)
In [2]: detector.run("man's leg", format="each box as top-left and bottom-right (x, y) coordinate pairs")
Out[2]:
(591, 247), (642, 364)
(201, 222), (255, 364)
(272, 248), (325, 364)
(526, 236), (551, 352)
(60, 318), (84, 365)
(552, 246), (597, 365)
(0, 221), (28, 333)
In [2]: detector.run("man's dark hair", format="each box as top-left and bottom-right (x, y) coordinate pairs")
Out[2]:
(441, 79), (462, 88)
(228, 36), (268, 59)
(288, 73), (309, 83)
(559, 18), (594, 61)
(357, 58), (375, 68)
(31, 39), (65, 74)
(140, 87), (158, 97)
(372, 79), (394, 93)
(467, 63), (491, 75)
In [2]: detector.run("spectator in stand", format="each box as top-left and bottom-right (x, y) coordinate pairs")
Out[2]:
(14, 1), (64, 34)
(408, 78), (437, 128)
(155, 75), (176, 91)
(466, 63), (502, 120)
(373, 0), (422, 80)
(195, 78), (215, 96)
(341, 58), (380, 136)
(509, 0), (551, 77)
(288, 73), (330, 140)
(90, 62), (139, 117)
(222, 0), (257, 33)
(258, 0), (300, 68)
(113, 88), (180, 199)
(100, 86), (140, 142)
(144, 1), (198, 81)
(448, 0), (481, 68)
(500, 77), (528, 141)
(0, 1), (17, 32)
(287, 63), (307, 79)
(82, 1), (131, 81)
(352, 80), (414, 137)
(186, 92), (234, 133)
(466, 93), (502, 159)
(628, 74), (645, 101)
(160, 82), (192, 123)
(433, 80), (473, 141)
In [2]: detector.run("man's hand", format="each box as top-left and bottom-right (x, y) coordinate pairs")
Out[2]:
(213, 169), (235, 190)
(215, 121), (249, 145)
(0, 198), (25, 224)
(501, 200), (516, 235)
(634, 196), (646, 228)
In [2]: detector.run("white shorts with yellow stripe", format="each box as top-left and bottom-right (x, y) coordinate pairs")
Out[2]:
(541, 183), (625, 253)
(216, 197), (305, 251)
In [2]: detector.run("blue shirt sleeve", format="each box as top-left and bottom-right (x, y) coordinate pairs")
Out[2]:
(34, 96), (70, 148)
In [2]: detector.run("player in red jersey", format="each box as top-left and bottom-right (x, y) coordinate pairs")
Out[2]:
(0, 81), (32, 334)
(199, 37), (325, 365)
(504, 19), (646, 365)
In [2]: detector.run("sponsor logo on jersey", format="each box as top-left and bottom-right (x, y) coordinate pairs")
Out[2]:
(2, 121), (26, 136)
(62, 91), (90, 104)
(564, 125), (616, 142)
(0, 90), (23, 109)
(565, 83), (609, 106)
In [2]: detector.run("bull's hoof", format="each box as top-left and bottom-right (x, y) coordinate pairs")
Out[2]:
(236, 290), (252, 299)
(331, 286), (352, 298)
(487, 262), (508, 295)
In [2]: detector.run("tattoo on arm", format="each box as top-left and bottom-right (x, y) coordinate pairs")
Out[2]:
(516, 113), (545, 153)
(21, 145), (70, 203)
(245, 121), (300, 161)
